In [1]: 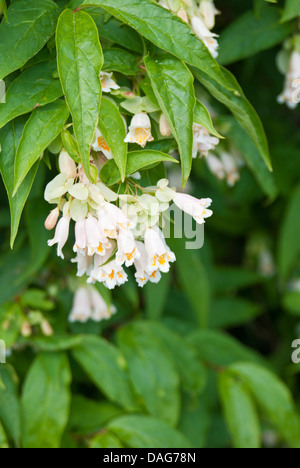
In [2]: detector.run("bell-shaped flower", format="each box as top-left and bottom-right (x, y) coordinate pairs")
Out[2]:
(144, 227), (176, 274)
(190, 15), (219, 58)
(72, 251), (93, 277)
(278, 50), (300, 109)
(100, 72), (120, 93)
(86, 214), (111, 256)
(69, 287), (92, 323)
(116, 229), (141, 267)
(134, 241), (162, 287)
(59, 150), (77, 179)
(73, 219), (87, 254)
(173, 193), (213, 224)
(99, 203), (134, 238)
(124, 113), (154, 148)
(92, 128), (113, 159)
(199, 0), (220, 30)
(90, 287), (117, 321)
(192, 123), (219, 158)
(48, 215), (71, 259)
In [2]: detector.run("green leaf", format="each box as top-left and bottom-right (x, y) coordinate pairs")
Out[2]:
(0, 421), (8, 449)
(146, 322), (207, 396)
(22, 353), (71, 448)
(0, 365), (21, 446)
(218, 6), (292, 65)
(103, 48), (139, 75)
(220, 116), (277, 199)
(56, 9), (103, 179)
(0, 61), (63, 130)
(72, 335), (137, 411)
(98, 97), (127, 181)
(188, 329), (266, 367)
(100, 150), (178, 186)
(194, 100), (223, 139)
(194, 66), (271, 170)
(278, 184), (300, 279)
(108, 415), (192, 448)
(144, 273), (171, 320)
(69, 4), (143, 53)
(145, 55), (195, 186)
(117, 322), (180, 426)
(230, 362), (300, 448)
(281, 0), (300, 22)
(90, 432), (124, 448)
(209, 298), (262, 329)
(82, 0), (231, 89)
(27, 335), (84, 352)
(219, 371), (261, 448)
(0, 0), (59, 81)
(0, 117), (39, 247)
(170, 238), (211, 328)
(0, 303), (22, 348)
(282, 291), (300, 316)
(69, 395), (123, 435)
(14, 100), (69, 194)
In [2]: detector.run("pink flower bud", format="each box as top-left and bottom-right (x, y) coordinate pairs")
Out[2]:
(177, 8), (189, 23)
(44, 207), (60, 231)
(159, 114), (172, 137)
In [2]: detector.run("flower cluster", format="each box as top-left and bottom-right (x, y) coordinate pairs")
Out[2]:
(44, 150), (213, 290)
(69, 286), (116, 323)
(159, 0), (220, 58)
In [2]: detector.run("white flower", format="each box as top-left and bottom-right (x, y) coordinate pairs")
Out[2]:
(155, 179), (176, 203)
(72, 251), (93, 277)
(100, 72), (120, 93)
(44, 173), (74, 204)
(159, 114), (172, 137)
(134, 241), (162, 287)
(69, 287), (92, 323)
(206, 154), (226, 181)
(89, 287), (117, 321)
(44, 207), (60, 231)
(59, 150), (77, 179)
(220, 152), (240, 187)
(116, 229), (141, 267)
(124, 113), (154, 148)
(88, 253), (128, 289)
(99, 203), (134, 238)
(177, 8), (189, 23)
(278, 50), (300, 109)
(144, 227), (176, 274)
(68, 183), (89, 201)
(192, 123), (219, 158)
(92, 128), (113, 159)
(173, 193), (213, 224)
(190, 15), (219, 58)
(47, 215), (70, 259)
(86, 214), (111, 256)
(73, 219), (87, 253)
(199, 0), (220, 30)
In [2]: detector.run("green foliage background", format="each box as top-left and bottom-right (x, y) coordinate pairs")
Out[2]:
(0, 0), (300, 449)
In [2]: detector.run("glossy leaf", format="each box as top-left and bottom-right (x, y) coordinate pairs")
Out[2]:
(103, 48), (139, 75)
(100, 150), (178, 186)
(14, 101), (69, 193)
(56, 9), (103, 178)
(0, 117), (38, 247)
(0, 0), (59, 80)
(0, 61), (63, 130)
(97, 97), (127, 181)
(145, 55), (195, 185)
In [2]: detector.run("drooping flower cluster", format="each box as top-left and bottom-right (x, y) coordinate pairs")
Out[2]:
(159, 0), (220, 58)
(44, 150), (213, 290)
(69, 286), (116, 323)
(278, 49), (300, 109)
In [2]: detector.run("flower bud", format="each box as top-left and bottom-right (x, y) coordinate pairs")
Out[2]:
(59, 150), (77, 179)
(159, 114), (172, 137)
(21, 321), (32, 337)
(41, 319), (53, 336)
(44, 207), (60, 231)
(177, 8), (188, 23)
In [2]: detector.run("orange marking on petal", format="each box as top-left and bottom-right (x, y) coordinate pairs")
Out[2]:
(134, 127), (149, 145)
(98, 136), (110, 152)
(109, 270), (115, 281)
(97, 243), (104, 253)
